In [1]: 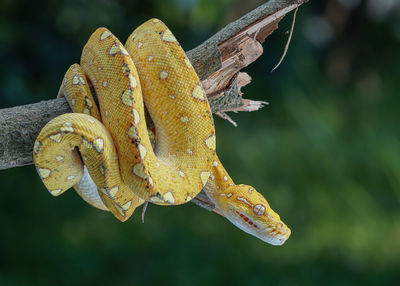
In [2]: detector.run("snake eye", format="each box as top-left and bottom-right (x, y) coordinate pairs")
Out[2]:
(253, 204), (266, 216)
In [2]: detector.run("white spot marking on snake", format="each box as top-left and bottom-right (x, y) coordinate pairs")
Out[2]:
(102, 80), (108, 87)
(200, 171), (210, 187)
(55, 155), (64, 162)
(150, 196), (164, 203)
(162, 29), (177, 42)
(127, 126), (138, 140)
(129, 74), (138, 88)
(212, 160), (218, 167)
(137, 42), (143, 49)
(132, 109), (140, 125)
(109, 186), (119, 198)
(138, 144), (147, 159)
(178, 170), (185, 177)
(148, 176), (154, 186)
(152, 19), (161, 23)
(122, 200), (132, 210)
(192, 84), (206, 101)
(248, 188), (254, 194)
(236, 196), (253, 207)
(205, 134), (216, 150)
(82, 138), (92, 149)
(100, 30), (112, 40)
(72, 74), (85, 85)
(89, 58), (94, 65)
(159, 70), (169, 80)
(71, 98), (76, 106)
(185, 195), (192, 202)
(223, 176), (228, 181)
(253, 204), (266, 216)
(109, 44), (120, 55)
(164, 191), (175, 204)
(226, 192), (233, 198)
(169, 94), (176, 99)
(131, 32), (137, 41)
(121, 89), (133, 106)
(85, 97), (93, 108)
(100, 165), (106, 176)
(121, 64), (130, 74)
(133, 163), (147, 179)
(93, 138), (104, 153)
(86, 118), (95, 123)
(49, 133), (62, 143)
(180, 116), (190, 123)
(72, 74), (79, 85)
(120, 46), (129, 56)
(66, 175), (76, 181)
(105, 110), (109, 117)
(147, 55), (154, 61)
(50, 189), (63, 196)
(186, 148), (193, 155)
(114, 203), (126, 218)
(60, 122), (74, 133)
(38, 168), (51, 179)
(83, 108), (90, 115)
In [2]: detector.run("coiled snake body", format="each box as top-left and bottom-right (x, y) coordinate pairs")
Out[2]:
(33, 19), (290, 245)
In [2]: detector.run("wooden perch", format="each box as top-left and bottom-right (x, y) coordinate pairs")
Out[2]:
(0, 0), (307, 212)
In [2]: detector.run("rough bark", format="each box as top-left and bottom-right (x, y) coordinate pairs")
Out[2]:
(0, 0), (308, 212)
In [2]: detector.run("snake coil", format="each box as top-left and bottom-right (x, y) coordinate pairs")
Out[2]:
(33, 19), (291, 245)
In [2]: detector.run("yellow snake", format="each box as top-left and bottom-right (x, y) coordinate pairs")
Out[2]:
(33, 19), (291, 245)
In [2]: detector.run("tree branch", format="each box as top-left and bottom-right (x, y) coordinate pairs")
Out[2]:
(0, 0), (308, 212)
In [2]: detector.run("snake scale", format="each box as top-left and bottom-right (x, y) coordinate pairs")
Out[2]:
(33, 19), (291, 245)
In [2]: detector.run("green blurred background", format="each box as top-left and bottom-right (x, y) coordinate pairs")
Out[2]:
(1, 0), (400, 285)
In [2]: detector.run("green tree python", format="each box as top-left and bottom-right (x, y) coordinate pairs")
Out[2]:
(33, 19), (291, 245)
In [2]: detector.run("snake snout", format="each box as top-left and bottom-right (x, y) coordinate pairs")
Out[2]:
(273, 226), (291, 246)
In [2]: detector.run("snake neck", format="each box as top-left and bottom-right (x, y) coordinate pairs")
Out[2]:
(203, 156), (235, 206)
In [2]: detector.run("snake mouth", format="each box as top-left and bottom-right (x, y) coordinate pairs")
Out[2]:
(225, 206), (265, 235)
(233, 209), (261, 230)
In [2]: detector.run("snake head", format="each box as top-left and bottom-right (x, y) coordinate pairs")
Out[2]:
(215, 184), (291, 245)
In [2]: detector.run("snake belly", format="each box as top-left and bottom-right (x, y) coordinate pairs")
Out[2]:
(33, 19), (216, 221)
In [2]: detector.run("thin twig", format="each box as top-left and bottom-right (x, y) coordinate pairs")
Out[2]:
(271, 6), (299, 72)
